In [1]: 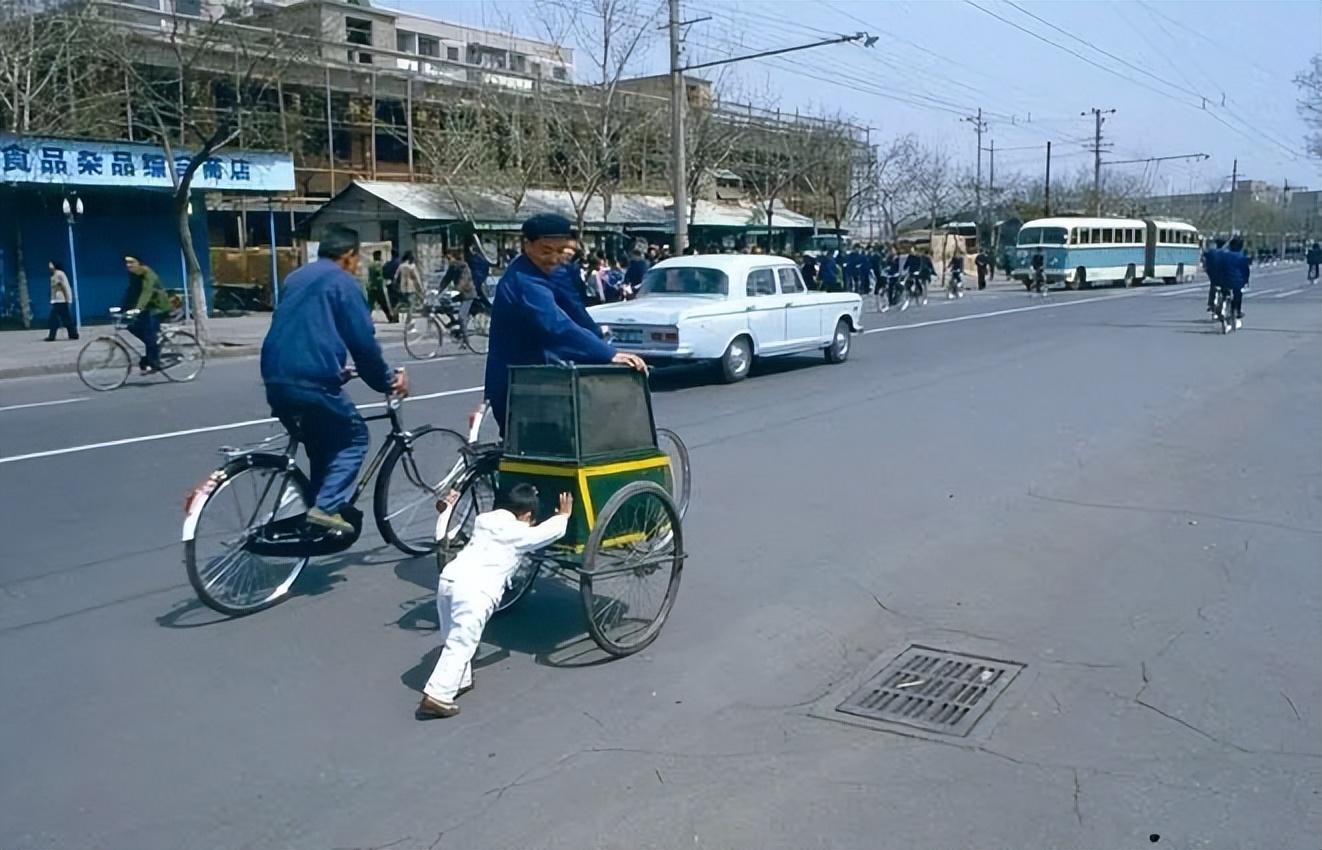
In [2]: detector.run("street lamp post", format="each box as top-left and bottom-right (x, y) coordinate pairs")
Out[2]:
(61, 194), (84, 330)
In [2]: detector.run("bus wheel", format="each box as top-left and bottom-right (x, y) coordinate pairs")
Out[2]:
(1123, 265), (1138, 288)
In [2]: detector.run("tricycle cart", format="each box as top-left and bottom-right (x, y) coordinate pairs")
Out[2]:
(438, 365), (688, 656)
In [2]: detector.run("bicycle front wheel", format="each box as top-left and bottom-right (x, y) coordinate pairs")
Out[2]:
(184, 455), (312, 616)
(160, 330), (205, 382)
(374, 426), (469, 556)
(403, 312), (445, 360)
(77, 337), (131, 391)
(463, 310), (490, 354)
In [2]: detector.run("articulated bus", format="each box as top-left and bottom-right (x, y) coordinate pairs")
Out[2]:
(1012, 217), (1201, 290)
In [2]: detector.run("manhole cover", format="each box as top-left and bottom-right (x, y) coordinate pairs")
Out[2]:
(836, 645), (1024, 736)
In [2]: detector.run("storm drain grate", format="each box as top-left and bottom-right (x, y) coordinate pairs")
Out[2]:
(836, 645), (1024, 736)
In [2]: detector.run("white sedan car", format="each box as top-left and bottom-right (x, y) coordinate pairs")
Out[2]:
(589, 255), (863, 382)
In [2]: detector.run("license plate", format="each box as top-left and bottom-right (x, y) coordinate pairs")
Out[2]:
(613, 328), (644, 344)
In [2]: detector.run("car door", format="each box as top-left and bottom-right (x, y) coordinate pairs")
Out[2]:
(778, 266), (822, 348)
(743, 267), (786, 353)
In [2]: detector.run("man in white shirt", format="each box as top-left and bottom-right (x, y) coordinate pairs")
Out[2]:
(418, 483), (572, 719)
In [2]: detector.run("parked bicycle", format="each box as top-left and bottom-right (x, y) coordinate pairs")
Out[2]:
(182, 377), (467, 616)
(76, 307), (205, 391)
(403, 288), (491, 360)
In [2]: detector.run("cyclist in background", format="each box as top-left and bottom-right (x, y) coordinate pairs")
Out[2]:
(1030, 250), (1046, 296)
(1222, 236), (1250, 330)
(1305, 240), (1321, 283)
(122, 256), (173, 373)
(947, 252), (965, 299)
(261, 226), (409, 534)
(1205, 237), (1226, 314)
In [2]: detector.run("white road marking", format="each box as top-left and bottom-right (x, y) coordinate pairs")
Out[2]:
(861, 291), (1137, 335)
(1152, 285), (1206, 297)
(1243, 288), (1284, 299)
(0, 385), (483, 466)
(0, 397), (89, 413)
(1267, 287), (1312, 299)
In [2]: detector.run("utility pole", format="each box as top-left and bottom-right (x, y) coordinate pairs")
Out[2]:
(964, 108), (987, 239)
(1082, 107), (1115, 215)
(1281, 178), (1290, 260)
(1044, 140), (1052, 217)
(668, 24), (871, 252)
(668, 0), (688, 253)
(1229, 157), (1238, 235)
(987, 139), (995, 198)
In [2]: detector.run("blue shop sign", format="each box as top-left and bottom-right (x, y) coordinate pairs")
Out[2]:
(0, 133), (293, 192)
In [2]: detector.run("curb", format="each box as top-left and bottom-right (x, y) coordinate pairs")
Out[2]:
(0, 342), (262, 380)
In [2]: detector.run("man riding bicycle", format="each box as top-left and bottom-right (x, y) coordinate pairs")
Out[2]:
(121, 256), (173, 373)
(483, 214), (646, 435)
(260, 226), (409, 534)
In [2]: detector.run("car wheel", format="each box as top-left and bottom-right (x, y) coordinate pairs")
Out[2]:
(824, 318), (851, 364)
(719, 336), (752, 383)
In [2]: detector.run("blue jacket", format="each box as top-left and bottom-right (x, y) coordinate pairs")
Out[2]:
(1203, 249), (1224, 286)
(548, 262), (603, 338)
(819, 255), (838, 283)
(484, 255), (617, 430)
(261, 259), (393, 394)
(466, 249), (491, 286)
(1221, 250), (1251, 289)
(625, 258), (650, 286)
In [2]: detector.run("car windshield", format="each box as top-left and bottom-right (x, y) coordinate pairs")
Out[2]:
(638, 266), (728, 296)
(1018, 227), (1068, 246)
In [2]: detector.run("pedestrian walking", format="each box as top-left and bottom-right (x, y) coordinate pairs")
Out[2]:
(393, 251), (422, 317)
(975, 249), (990, 290)
(45, 260), (78, 341)
(366, 250), (397, 322)
(819, 250), (839, 291)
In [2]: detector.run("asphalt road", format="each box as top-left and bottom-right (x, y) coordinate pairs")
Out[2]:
(2, 268), (1319, 849)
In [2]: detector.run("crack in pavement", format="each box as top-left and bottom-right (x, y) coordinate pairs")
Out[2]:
(1024, 488), (1322, 536)
(1072, 768), (1083, 827)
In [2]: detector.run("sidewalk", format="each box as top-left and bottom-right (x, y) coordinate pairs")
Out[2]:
(0, 312), (405, 379)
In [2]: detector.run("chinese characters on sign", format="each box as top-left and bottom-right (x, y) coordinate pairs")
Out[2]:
(0, 134), (294, 192)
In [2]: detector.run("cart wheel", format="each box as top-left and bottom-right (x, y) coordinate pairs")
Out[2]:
(656, 427), (690, 519)
(580, 481), (683, 657)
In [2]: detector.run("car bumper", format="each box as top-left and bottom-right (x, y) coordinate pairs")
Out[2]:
(613, 344), (699, 361)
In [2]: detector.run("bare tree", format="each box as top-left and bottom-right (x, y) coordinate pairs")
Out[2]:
(1296, 54), (1322, 160)
(538, 0), (660, 232)
(873, 134), (923, 242)
(411, 95), (497, 223)
(678, 72), (750, 227)
(481, 86), (553, 217)
(799, 117), (875, 248)
(0, 1), (123, 326)
(110, 7), (318, 343)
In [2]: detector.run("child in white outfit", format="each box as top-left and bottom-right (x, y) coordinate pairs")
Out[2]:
(417, 483), (572, 719)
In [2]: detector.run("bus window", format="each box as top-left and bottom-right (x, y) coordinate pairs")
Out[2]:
(1159, 229), (1167, 243)
(1069, 229), (1079, 245)
(1091, 229), (1101, 244)
(1042, 227), (1067, 245)
(1102, 228), (1113, 243)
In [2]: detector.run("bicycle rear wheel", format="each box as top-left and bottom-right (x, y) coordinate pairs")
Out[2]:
(374, 426), (468, 556)
(160, 330), (205, 382)
(403, 312), (445, 360)
(184, 455), (312, 616)
(77, 337), (131, 391)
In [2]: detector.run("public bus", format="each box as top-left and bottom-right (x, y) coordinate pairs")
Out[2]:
(1012, 216), (1201, 290)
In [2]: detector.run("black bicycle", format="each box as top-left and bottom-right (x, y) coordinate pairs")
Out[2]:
(182, 385), (467, 616)
(1211, 284), (1237, 334)
(403, 289), (491, 360)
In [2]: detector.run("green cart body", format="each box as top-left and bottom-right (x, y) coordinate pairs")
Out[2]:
(499, 365), (673, 555)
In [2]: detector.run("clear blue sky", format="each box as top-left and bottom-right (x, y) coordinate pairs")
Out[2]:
(382, 0), (1321, 193)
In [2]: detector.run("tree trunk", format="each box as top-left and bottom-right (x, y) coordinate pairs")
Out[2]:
(177, 201), (211, 344)
(13, 222), (32, 328)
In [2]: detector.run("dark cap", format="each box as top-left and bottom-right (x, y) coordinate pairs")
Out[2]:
(521, 213), (577, 241)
